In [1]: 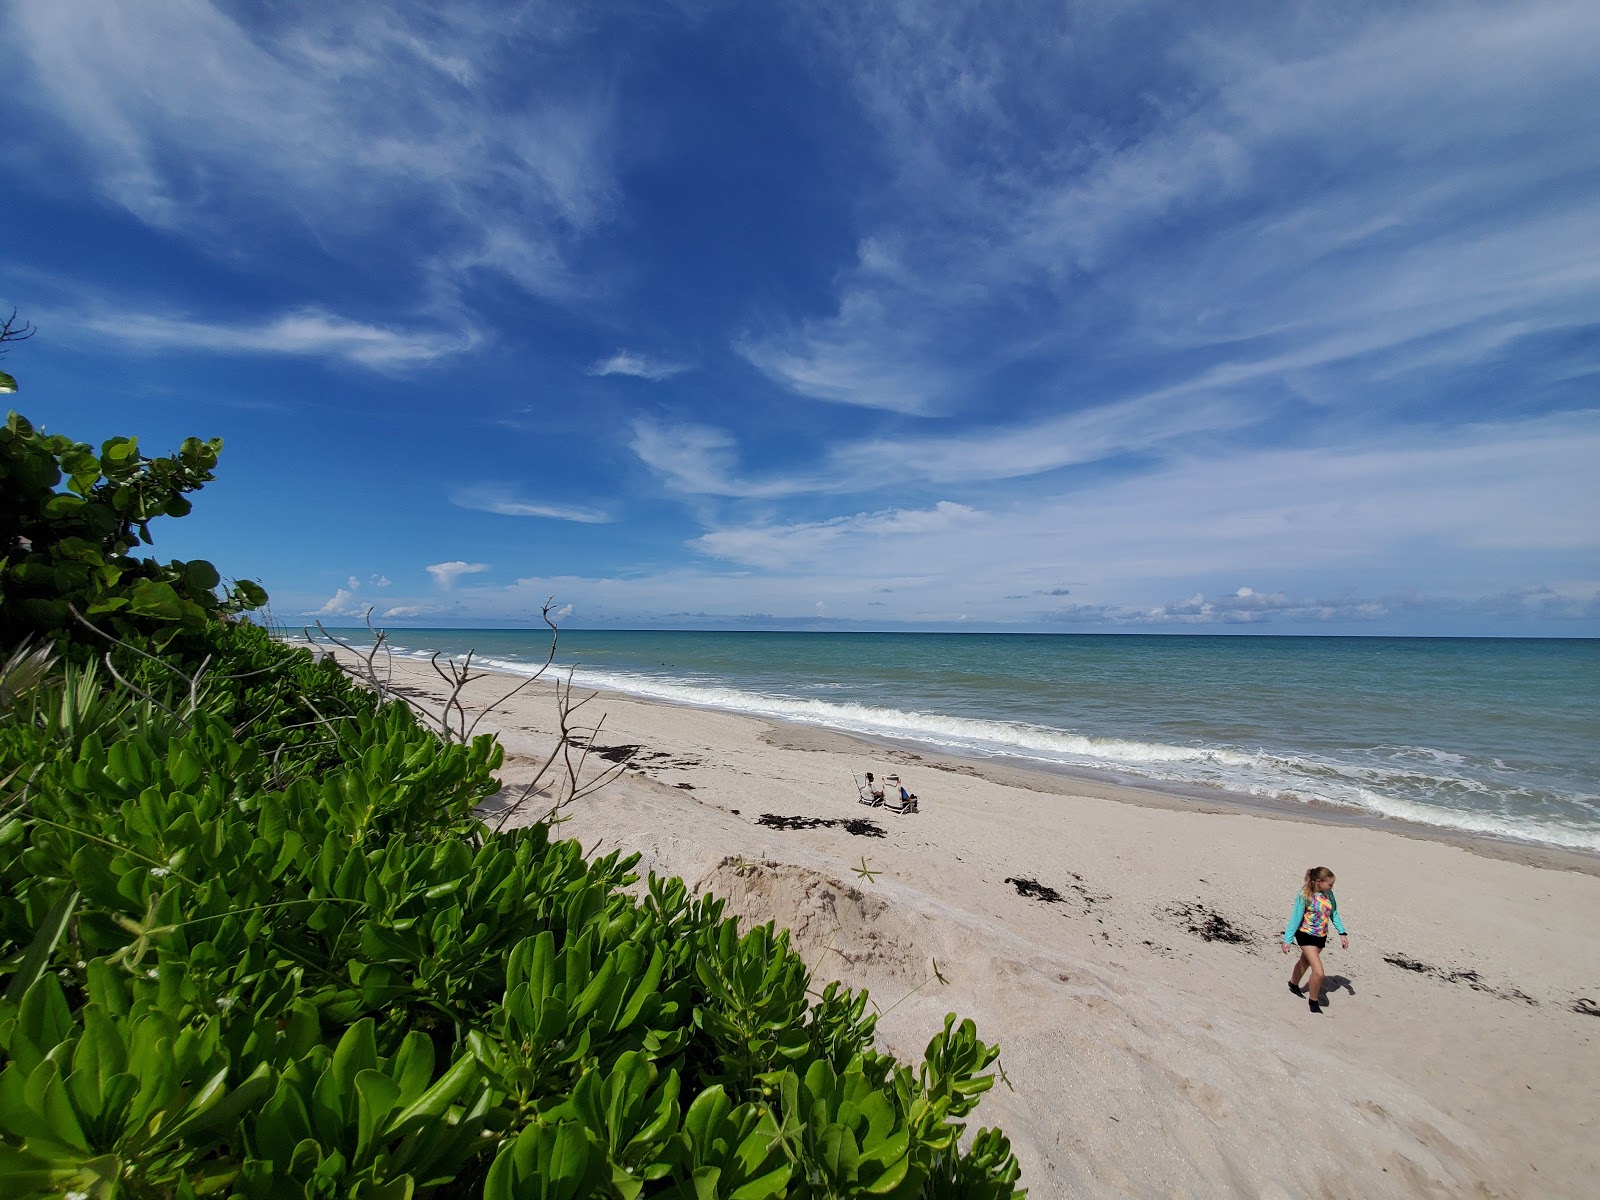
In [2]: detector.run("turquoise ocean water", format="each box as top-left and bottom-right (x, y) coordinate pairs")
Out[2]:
(335, 630), (1598, 852)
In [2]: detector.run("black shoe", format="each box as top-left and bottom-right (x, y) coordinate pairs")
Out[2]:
(1308, 999), (1323, 1014)
(1288, 982), (1304, 996)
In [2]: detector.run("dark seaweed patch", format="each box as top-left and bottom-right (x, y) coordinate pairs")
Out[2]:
(1004, 873), (1108, 914)
(1382, 955), (1537, 1006)
(839, 818), (885, 837)
(1385, 955), (1430, 974)
(566, 736), (704, 771)
(756, 813), (885, 838)
(1167, 902), (1252, 945)
(674, 782), (696, 790)
(1005, 877), (1064, 903)
(587, 742), (643, 763)
(1571, 997), (1600, 1017)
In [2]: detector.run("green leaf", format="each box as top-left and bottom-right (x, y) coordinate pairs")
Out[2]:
(0, 370), (16, 394)
(382, 1051), (478, 1139)
(167, 1061), (273, 1143)
(354, 1069), (402, 1163)
(126, 579), (184, 620)
(389, 1033), (435, 1107)
(331, 1019), (380, 1095)
(231, 579), (268, 609)
(4, 888), (79, 1006)
(41, 493), (86, 518)
(101, 437), (139, 464)
(182, 559), (220, 592)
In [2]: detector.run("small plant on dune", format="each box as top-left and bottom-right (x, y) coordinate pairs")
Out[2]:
(0, 408), (1026, 1199)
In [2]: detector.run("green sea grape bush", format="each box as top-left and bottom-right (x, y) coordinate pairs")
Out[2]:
(0, 413), (1025, 1197)
(0, 411), (265, 651)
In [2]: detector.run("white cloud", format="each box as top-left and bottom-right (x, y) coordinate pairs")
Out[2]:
(737, 281), (950, 415)
(7, 1), (615, 301)
(305, 587), (367, 618)
(452, 486), (611, 523)
(629, 387), (1261, 498)
(382, 604), (444, 618)
(629, 418), (807, 498)
(757, 1), (1600, 421)
(371, 574), (391, 587)
(693, 502), (978, 570)
(426, 561), (490, 589)
(829, 389), (1258, 485)
(70, 306), (477, 369)
(616, 408), (1600, 622)
(587, 350), (690, 381)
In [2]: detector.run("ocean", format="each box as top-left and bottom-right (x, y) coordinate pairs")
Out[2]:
(321, 629), (1599, 853)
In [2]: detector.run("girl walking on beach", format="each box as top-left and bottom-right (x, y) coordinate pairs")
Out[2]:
(1283, 866), (1348, 1014)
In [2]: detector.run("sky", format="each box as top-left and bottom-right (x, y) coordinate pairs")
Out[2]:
(3, 0), (1598, 636)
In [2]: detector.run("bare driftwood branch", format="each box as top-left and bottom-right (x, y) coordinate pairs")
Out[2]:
(66, 605), (215, 718)
(0, 308), (35, 350)
(306, 597), (629, 830)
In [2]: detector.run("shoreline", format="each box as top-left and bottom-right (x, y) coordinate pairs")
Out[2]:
(812, 724), (1600, 877)
(294, 636), (1599, 874)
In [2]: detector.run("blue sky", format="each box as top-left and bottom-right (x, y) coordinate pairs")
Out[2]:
(4, 0), (1597, 635)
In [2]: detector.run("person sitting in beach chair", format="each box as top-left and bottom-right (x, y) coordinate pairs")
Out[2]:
(857, 771), (885, 805)
(883, 774), (918, 814)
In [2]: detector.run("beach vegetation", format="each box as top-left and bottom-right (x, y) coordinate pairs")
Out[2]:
(0, 409), (1025, 1197)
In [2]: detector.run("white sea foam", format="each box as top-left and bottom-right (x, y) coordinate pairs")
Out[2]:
(443, 653), (1600, 854)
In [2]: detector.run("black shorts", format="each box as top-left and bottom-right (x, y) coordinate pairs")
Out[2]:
(1294, 931), (1327, 948)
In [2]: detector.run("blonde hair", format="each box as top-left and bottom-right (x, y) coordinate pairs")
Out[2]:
(1301, 866), (1335, 898)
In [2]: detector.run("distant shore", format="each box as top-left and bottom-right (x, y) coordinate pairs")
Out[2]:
(300, 639), (1600, 1198)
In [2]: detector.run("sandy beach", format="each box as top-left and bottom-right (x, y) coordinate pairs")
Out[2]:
(314, 643), (1599, 1199)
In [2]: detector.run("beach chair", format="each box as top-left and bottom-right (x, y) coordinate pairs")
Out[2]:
(855, 774), (884, 806)
(884, 791), (918, 815)
(882, 777), (918, 815)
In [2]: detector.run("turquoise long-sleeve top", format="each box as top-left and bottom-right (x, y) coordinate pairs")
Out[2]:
(1282, 890), (1347, 943)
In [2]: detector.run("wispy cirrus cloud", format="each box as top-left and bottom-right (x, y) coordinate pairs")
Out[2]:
(628, 418), (806, 498)
(6, 0), (615, 300)
(452, 485), (611, 524)
(693, 501), (978, 570)
(70, 306), (478, 370)
(629, 386), (1260, 498)
(755, 1), (1600, 419)
(587, 350), (690, 381)
(736, 266), (954, 415)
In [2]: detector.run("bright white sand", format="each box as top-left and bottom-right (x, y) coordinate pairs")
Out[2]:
(315, 645), (1600, 1199)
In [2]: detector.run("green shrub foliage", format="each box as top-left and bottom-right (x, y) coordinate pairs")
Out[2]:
(0, 411), (265, 651)
(0, 413), (1024, 1198)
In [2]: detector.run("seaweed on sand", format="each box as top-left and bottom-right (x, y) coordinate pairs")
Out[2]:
(757, 813), (886, 838)
(1383, 955), (1537, 1006)
(1167, 901), (1252, 945)
(1004, 876), (1065, 903)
